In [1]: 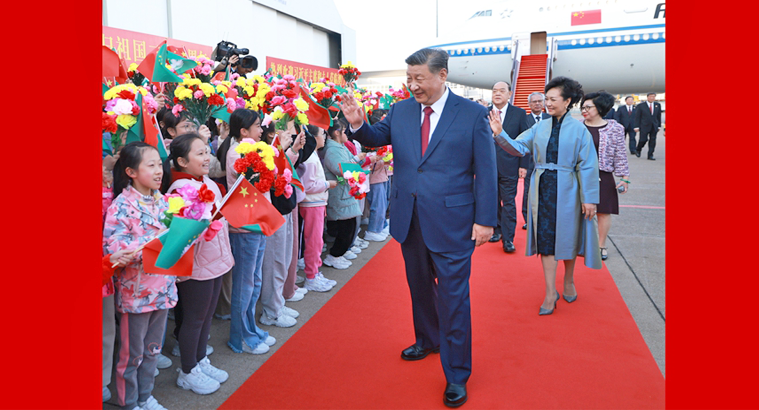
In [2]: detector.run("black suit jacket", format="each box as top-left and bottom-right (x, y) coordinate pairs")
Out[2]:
(493, 104), (529, 176)
(603, 107), (616, 120)
(522, 112), (551, 171)
(633, 101), (662, 131)
(614, 104), (637, 131)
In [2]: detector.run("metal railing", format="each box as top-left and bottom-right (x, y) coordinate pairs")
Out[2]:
(545, 36), (557, 85)
(510, 40), (520, 105)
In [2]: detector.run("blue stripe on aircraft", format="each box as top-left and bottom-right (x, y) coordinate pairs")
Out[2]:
(445, 34), (664, 57)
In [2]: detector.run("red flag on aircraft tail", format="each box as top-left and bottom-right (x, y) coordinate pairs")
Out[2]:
(571, 9), (601, 25)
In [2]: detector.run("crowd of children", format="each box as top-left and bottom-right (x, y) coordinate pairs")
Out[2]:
(102, 104), (391, 409)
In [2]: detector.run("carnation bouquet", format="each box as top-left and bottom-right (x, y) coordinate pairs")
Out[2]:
(172, 77), (230, 126)
(268, 75), (310, 131)
(309, 80), (342, 114)
(233, 75), (271, 112)
(188, 55), (216, 83)
(338, 61), (362, 85)
(338, 163), (370, 200)
(103, 83), (158, 152)
(233, 138), (279, 194)
(162, 183), (223, 241)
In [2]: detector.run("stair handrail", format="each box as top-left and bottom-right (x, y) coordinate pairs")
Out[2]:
(545, 36), (556, 86)
(510, 39), (520, 105)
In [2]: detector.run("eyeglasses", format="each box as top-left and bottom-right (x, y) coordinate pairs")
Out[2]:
(581, 105), (596, 112)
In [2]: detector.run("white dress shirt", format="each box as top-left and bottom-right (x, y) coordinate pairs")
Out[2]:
(420, 87), (450, 142)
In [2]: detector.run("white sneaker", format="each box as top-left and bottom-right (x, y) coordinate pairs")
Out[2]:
(343, 250), (357, 260)
(154, 367), (159, 377)
(242, 339), (269, 354)
(296, 275), (305, 285)
(156, 353), (172, 369)
(176, 364), (220, 395)
(138, 396), (167, 410)
(363, 231), (387, 242)
(297, 258), (305, 270)
(264, 335), (276, 346)
(382, 225), (390, 235)
(172, 343), (213, 357)
(349, 245), (362, 254)
(281, 306), (300, 318)
(260, 313), (297, 328)
(102, 386), (111, 402)
(316, 272), (337, 287)
(198, 356), (228, 383)
(285, 291), (304, 302)
(323, 254), (350, 269)
(295, 286), (308, 295)
(355, 238), (369, 249)
(305, 277), (333, 292)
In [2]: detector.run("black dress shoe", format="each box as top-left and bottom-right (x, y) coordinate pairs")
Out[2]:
(488, 233), (502, 242)
(503, 240), (515, 253)
(630, 150), (636, 155)
(522, 224), (527, 230)
(635, 151), (641, 157)
(444, 383), (467, 407)
(401, 344), (440, 361)
(648, 156), (656, 160)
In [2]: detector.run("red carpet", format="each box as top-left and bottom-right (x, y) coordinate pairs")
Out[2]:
(221, 188), (665, 409)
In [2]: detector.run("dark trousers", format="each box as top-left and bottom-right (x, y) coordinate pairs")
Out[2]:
(636, 127), (658, 157)
(327, 218), (357, 257)
(175, 277), (222, 373)
(400, 204), (474, 385)
(495, 175), (518, 242)
(626, 128), (637, 153)
(521, 170), (533, 224)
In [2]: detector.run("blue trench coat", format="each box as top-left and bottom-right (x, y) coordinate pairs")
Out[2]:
(494, 114), (602, 269)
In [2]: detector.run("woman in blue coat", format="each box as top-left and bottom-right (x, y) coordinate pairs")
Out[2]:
(489, 77), (602, 315)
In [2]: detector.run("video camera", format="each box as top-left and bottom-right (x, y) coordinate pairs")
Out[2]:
(212, 40), (258, 71)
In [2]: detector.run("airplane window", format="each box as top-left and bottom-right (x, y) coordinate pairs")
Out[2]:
(484, 10), (491, 16)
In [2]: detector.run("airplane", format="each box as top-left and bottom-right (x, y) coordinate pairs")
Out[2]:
(428, 0), (665, 96)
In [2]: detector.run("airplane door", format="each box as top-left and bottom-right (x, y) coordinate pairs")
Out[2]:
(531, 32), (547, 55)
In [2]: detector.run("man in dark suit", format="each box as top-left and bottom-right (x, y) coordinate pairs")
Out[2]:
(340, 48), (497, 408)
(615, 95), (638, 154)
(521, 92), (550, 230)
(488, 81), (529, 253)
(604, 106), (616, 120)
(634, 92), (662, 160)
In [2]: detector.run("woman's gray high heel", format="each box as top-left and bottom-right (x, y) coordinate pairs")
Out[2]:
(563, 293), (577, 303)
(539, 291), (561, 315)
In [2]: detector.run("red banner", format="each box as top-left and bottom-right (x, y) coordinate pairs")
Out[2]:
(102, 26), (213, 67)
(266, 57), (346, 87)
(570, 9), (602, 26)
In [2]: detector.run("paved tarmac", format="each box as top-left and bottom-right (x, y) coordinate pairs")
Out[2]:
(103, 114), (666, 409)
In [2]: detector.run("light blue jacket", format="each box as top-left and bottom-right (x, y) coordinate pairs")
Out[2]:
(321, 139), (362, 221)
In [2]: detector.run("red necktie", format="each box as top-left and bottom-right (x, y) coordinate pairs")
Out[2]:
(421, 106), (433, 155)
(650, 103), (653, 114)
(628, 106), (632, 114)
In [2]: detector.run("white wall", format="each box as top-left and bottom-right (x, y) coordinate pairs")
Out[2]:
(103, 0), (356, 76)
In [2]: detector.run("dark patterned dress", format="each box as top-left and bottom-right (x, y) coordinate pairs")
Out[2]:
(536, 113), (567, 255)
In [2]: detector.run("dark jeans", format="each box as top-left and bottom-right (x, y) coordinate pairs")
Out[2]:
(327, 218), (357, 257)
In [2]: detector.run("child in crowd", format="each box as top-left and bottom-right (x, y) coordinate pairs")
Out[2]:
(322, 121), (363, 270)
(298, 125), (339, 291)
(104, 142), (175, 410)
(219, 108), (276, 354)
(258, 123), (306, 327)
(166, 134), (233, 395)
(364, 110), (391, 242)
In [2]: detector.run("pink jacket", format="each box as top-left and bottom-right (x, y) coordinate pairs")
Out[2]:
(102, 186), (115, 298)
(103, 185), (177, 314)
(296, 151), (330, 207)
(598, 120), (630, 177)
(167, 176), (235, 282)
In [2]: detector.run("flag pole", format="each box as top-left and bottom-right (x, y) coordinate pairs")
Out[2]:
(111, 229), (169, 268)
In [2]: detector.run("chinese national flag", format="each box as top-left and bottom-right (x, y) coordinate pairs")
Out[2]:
(271, 135), (305, 192)
(219, 177), (286, 236)
(571, 9), (602, 25)
(102, 46), (128, 84)
(298, 83), (333, 130)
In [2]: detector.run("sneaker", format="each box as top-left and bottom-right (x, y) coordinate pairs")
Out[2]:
(242, 339), (270, 354)
(281, 306), (300, 318)
(138, 396), (167, 410)
(363, 231), (387, 242)
(354, 238), (369, 249)
(349, 245), (362, 254)
(102, 386), (111, 402)
(305, 277), (333, 292)
(295, 286), (308, 295)
(323, 254), (350, 269)
(154, 367), (159, 377)
(214, 313), (231, 320)
(260, 313), (297, 328)
(198, 356), (228, 383)
(343, 250), (357, 260)
(264, 335), (276, 346)
(176, 364), (220, 395)
(173, 343), (213, 357)
(285, 291), (304, 302)
(156, 353), (172, 369)
(296, 275), (305, 285)
(297, 258), (305, 270)
(382, 224), (390, 235)
(316, 272), (338, 287)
